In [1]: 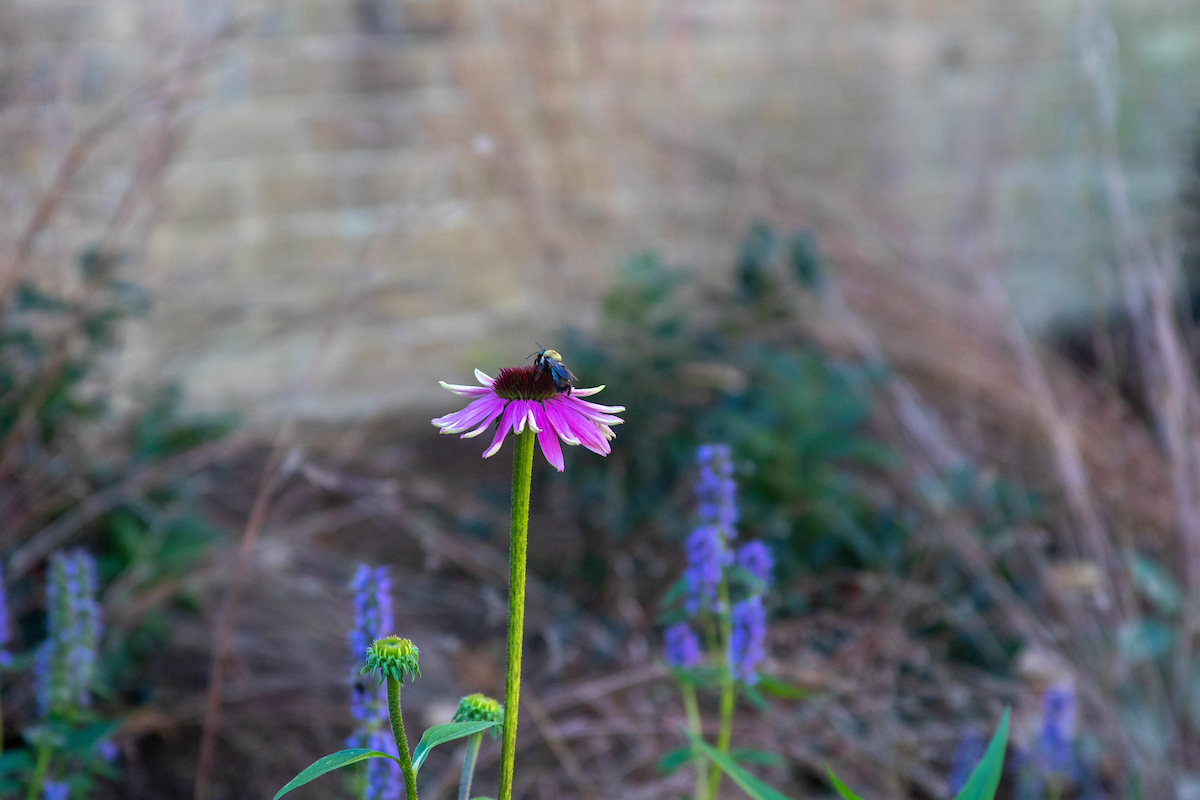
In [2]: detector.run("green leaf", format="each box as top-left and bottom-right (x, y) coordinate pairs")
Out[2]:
(686, 732), (793, 800)
(1118, 620), (1175, 664)
(825, 767), (866, 800)
(1130, 555), (1182, 616)
(756, 675), (811, 701)
(658, 746), (694, 776)
(669, 665), (725, 688)
(273, 749), (400, 800)
(412, 720), (502, 774)
(740, 683), (770, 712)
(953, 709), (1010, 800)
(732, 748), (786, 767)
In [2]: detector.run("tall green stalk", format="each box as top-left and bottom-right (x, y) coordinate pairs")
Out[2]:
(386, 676), (419, 800)
(682, 683), (708, 800)
(708, 578), (735, 799)
(498, 429), (535, 800)
(26, 745), (50, 800)
(458, 732), (484, 800)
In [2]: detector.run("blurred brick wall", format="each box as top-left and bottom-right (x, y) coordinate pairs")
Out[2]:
(2, 0), (1199, 421)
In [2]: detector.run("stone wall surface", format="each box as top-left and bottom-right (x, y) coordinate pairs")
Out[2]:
(0, 0), (1197, 421)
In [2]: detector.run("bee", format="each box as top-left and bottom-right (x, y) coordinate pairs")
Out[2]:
(530, 346), (576, 394)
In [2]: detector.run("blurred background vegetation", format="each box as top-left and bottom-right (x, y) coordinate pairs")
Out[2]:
(1, 0), (1200, 798)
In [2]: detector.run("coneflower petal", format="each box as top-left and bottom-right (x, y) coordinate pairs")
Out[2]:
(483, 400), (523, 458)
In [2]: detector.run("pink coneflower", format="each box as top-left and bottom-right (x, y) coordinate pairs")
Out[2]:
(432, 365), (625, 472)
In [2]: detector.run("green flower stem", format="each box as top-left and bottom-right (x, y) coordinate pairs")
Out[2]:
(707, 579), (735, 799)
(386, 676), (419, 800)
(498, 429), (535, 800)
(26, 745), (50, 800)
(458, 732), (484, 800)
(681, 682), (708, 800)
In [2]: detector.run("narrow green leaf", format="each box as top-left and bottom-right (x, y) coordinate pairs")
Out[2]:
(825, 767), (867, 800)
(273, 749), (400, 800)
(411, 720), (502, 774)
(657, 746), (694, 776)
(756, 675), (811, 701)
(954, 709), (1010, 800)
(732, 748), (786, 767)
(740, 683), (770, 712)
(686, 732), (793, 800)
(1130, 554), (1182, 616)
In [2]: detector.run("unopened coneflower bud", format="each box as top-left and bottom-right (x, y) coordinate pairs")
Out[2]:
(453, 693), (504, 727)
(363, 636), (421, 685)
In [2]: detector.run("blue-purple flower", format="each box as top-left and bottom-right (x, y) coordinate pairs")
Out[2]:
(664, 623), (703, 669)
(1037, 682), (1076, 776)
(365, 729), (402, 800)
(347, 565), (401, 800)
(695, 444), (738, 538)
(36, 550), (101, 718)
(728, 596), (766, 685)
(736, 541), (772, 588)
(0, 560), (11, 667)
(684, 526), (729, 614)
(42, 781), (69, 800)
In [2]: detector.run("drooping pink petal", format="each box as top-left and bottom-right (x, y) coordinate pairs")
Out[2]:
(432, 394), (506, 434)
(531, 405), (564, 471)
(563, 394), (626, 419)
(512, 400), (536, 434)
(570, 385), (605, 397)
(474, 369), (496, 386)
(483, 399), (523, 458)
(438, 381), (493, 398)
(548, 398), (610, 455)
(462, 397), (508, 438)
(541, 400), (582, 445)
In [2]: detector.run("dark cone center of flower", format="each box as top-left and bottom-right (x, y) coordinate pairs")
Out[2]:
(493, 365), (557, 400)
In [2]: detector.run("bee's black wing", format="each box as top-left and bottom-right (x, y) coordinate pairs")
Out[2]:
(550, 361), (574, 384)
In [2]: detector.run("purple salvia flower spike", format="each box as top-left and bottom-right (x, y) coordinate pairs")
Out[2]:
(365, 728), (403, 800)
(37, 550), (101, 718)
(42, 781), (69, 800)
(1037, 682), (1076, 777)
(727, 597), (766, 685)
(737, 541), (772, 589)
(695, 445), (737, 539)
(664, 623), (703, 669)
(348, 565), (401, 800)
(0, 560), (11, 667)
(684, 526), (728, 614)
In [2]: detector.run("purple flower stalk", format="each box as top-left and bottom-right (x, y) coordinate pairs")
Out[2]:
(36, 550), (101, 718)
(684, 526), (729, 613)
(728, 596), (766, 685)
(1037, 682), (1076, 777)
(432, 366), (625, 472)
(0, 560), (11, 667)
(365, 728), (403, 800)
(347, 565), (401, 800)
(737, 540), (772, 588)
(664, 623), (703, 669)
(695, 445), (738, 539)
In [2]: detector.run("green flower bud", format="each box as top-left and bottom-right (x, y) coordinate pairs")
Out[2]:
(452, 693), (504, 725)
(362, 636), (421, 684)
